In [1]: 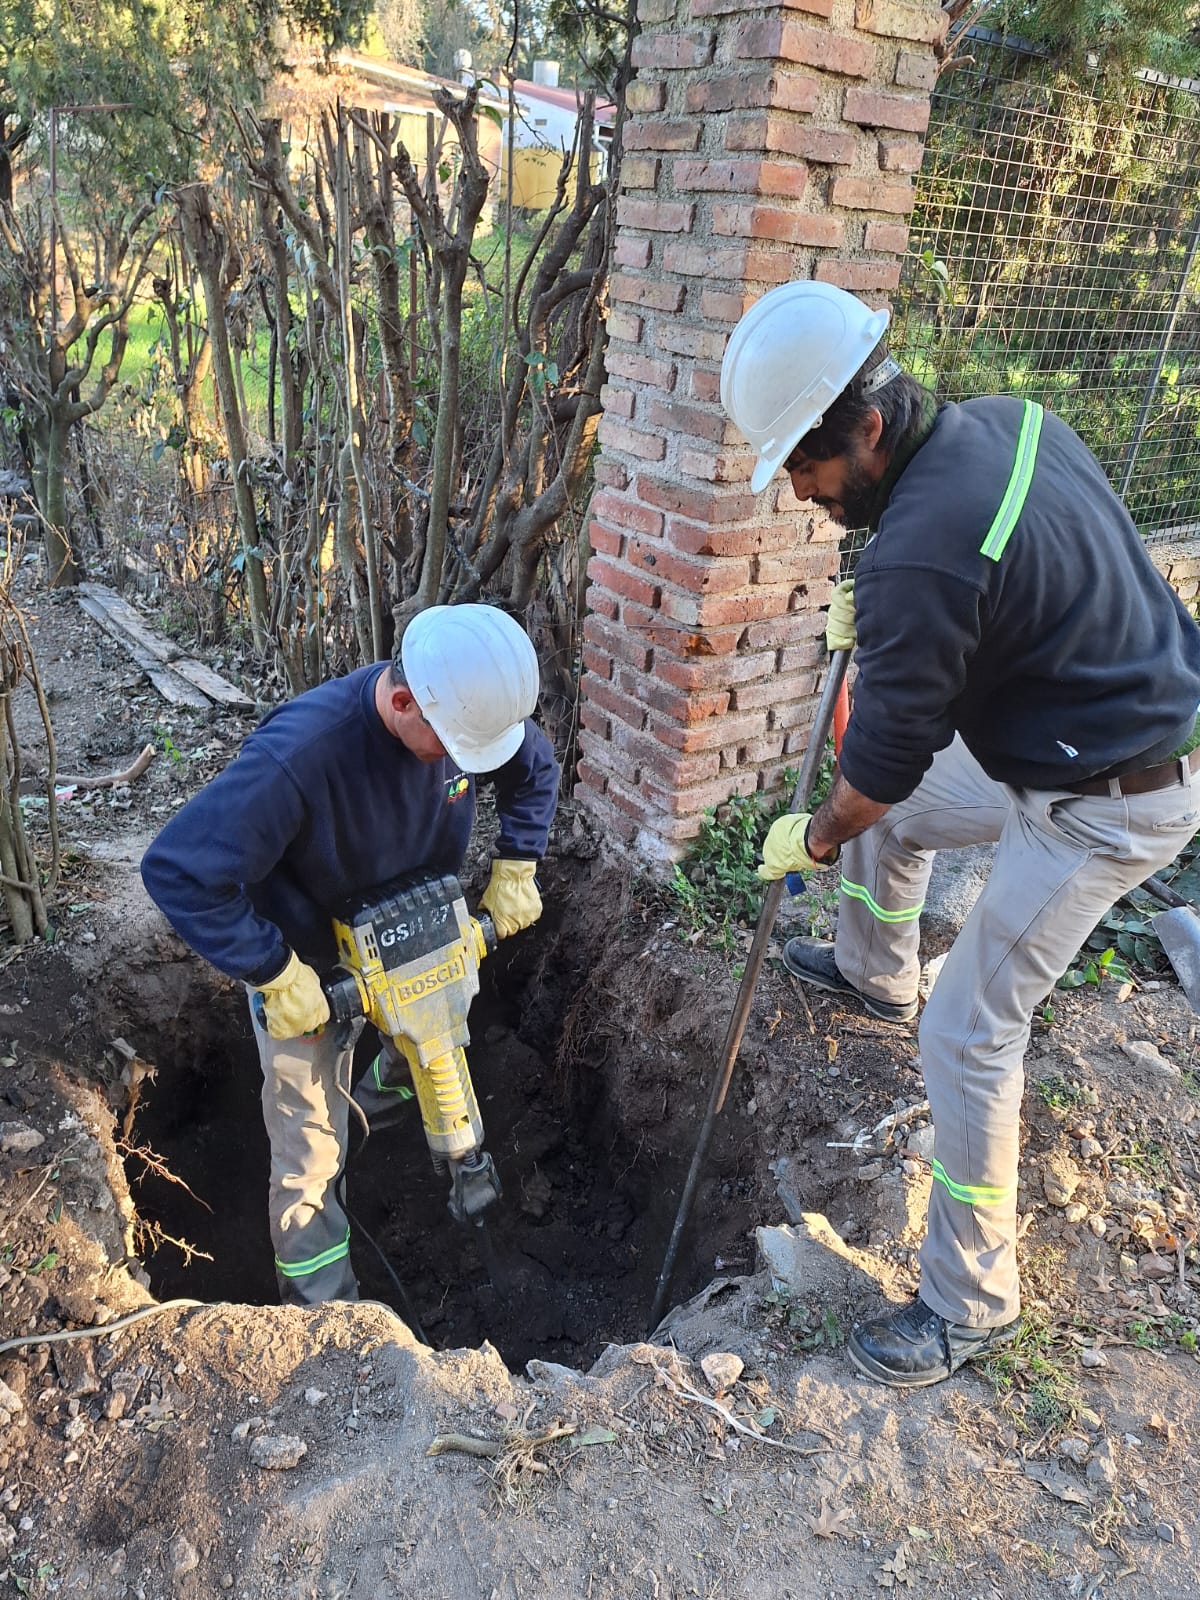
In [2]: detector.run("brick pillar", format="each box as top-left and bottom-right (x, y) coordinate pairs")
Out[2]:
(576, 0), (945, 861)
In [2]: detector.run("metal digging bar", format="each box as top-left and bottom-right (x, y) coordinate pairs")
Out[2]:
(647, 647), (852, 1334)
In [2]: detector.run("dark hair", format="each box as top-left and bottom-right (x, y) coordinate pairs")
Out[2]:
(790, 340), (934, 464)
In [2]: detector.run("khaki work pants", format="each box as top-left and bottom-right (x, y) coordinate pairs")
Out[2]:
(250, 997), (364, 1305)
(834, 736), (1200, 1328)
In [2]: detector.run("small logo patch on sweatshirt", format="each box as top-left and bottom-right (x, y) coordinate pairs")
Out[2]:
(446, 774), (469, 803)
(1056, 740), (1079, 759)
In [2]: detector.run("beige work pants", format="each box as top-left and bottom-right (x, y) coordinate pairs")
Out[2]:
(834, 736), (1200, 1327)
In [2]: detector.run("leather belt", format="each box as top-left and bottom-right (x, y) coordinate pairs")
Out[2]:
(1064, 744), (1200, 797)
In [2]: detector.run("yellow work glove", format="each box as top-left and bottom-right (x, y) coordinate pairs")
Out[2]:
(757, 812), (839, 882)
(826, 578), (856, 652)
(480, 858), (542, 939)
(255, 950), (330, 1040)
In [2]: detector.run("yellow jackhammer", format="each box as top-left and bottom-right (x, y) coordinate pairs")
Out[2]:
(323, 871), (502, 1226)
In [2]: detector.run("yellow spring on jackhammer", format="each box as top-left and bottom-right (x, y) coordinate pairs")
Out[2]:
(425, 1048), (473, 1133)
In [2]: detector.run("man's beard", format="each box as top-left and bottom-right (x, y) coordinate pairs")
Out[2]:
(828, 455), (878, 528)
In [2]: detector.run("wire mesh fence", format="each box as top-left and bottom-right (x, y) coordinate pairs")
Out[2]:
(888, 27), (1200, 543)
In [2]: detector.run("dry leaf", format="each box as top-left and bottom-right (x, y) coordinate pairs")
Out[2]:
(1024, 1461), (1092, 1506)
(807, 1499), (854, 1539)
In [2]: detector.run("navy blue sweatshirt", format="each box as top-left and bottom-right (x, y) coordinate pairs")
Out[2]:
(839, 397), (1200, 804)
(141, 664), (559, 983)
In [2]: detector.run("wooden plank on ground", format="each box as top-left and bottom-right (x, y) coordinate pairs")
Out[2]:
(171, 657), (256, 711)
(76, 591), (214, 710)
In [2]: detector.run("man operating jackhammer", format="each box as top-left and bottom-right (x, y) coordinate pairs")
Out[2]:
(721, 281), (1200, 1388)
(141, 604), (559, 1305)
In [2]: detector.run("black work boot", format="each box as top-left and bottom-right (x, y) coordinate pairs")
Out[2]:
(848, 1297), (1019, 1388)
(782, 938), (918, 1024)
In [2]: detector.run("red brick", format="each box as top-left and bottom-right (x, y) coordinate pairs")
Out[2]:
(754, 554), (834, 593)
(688, 70), (819, 116)
(588, 589), (619, 621)
(605, 349), (676, 392)
(594, 458), (629, 490)
(625, 605), (745, 657)
(655, 323), (729, 362)
(731, 669), (818, 710)
(578, 702), (609, 739)
(581, 642), (613, 681)
(832, 175), (914, 213)
(713, 202), (843, 248)
(587, 553), (661, 609)
(655, 647), (774, 691)
(624, 120), (703, 152)
(612, 272), (685, 314)
(597, 416), (667, 461)
(598, 382), (634, 420)
(628, 538), (753, 594)
(639, 742), (722, 788)
(656, 709), (770, 753)
(662, 241), (796, 285)
(591, 491), (664, 538)
(607, 307), (643, 343)
(574, 755), (609, 794)
(647, 396), (728, 444)
(587, 519), (623, 558)
(631, 30), (714, 70)
(779, 638), (825, 672)
(616, 197), (696, 233)
(615, 236), (652, 269)
(620, 667), (731, 722)
(678, 446), (756, 483)
(743, 609), (823, 649)
(844, 85), (930, 133)
(667, 516), (795, 556)
(690, 368), (722, 403)
(742, 735), (789, 767)
(638, 0), (678, 20)
(865, 218), (910, 252)
(639, 476), (757, 524)
(895, 47), (939, 89)
(659, 584), (794, 628)
(699, 287), (754, 323)
(855, 0), (948, 44)
(625, 80), (667, 114)
(773, 693), (824, 731)
(583, 611), (655, 671)
(582, 671), (650, 731)
(723, 113), (854, 165)
(736, 19), (874, 77)
(693, 0), (831, 15)
(621, 156), (661, 190)
(816, 257), (903, 292)
(878, 137), (924, 172)
(673, 158), (809, 200)
(644, 767), (759, 817)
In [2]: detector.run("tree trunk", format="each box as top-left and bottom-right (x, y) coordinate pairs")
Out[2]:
(40, 405), (81, 587)
(177, 183), (269, 652)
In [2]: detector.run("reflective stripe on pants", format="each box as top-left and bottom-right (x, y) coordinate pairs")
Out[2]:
(834, 736), (1200, 1327)
(250, 994), (363, 1306)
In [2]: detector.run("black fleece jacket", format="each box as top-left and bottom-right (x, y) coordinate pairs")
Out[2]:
(838, 396), (1200, 804)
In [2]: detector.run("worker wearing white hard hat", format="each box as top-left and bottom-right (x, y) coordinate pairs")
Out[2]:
(720, 281), (1200, 1389)
(142, 603), (559, 1305)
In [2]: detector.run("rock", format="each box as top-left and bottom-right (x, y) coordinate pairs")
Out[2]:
(231, 1417), (265, 1442)
(1064, 1202), (1088, 1224)
(700, 1353), (743, 1394)
(1086, 1438), (1118, 1488)
(905, 1124), (936, 1162)
(0, 1379), (24, 1422)
(1080, 1348), (1108, 1369)
(1121, 1040), (1179, 1076)
(1078, 1137), (1103, 1161)
(1088, 1215), (1107, 1238)
(1139, 1254), (1176, 1281)
(857, 1160), (885, 1181)
(1119, 1253), (1139, 1281)
(249, 1434), (307, 1470)
(0, 1122), (44, 1155)
(1042, 1152), (1081, 1208)
(770, 1155), (806, 1227)
(220, 1575), (234, 1590)
(303, 1388), (328, 1408)
(170, 1535), (199, 1576)
(1157, 1522), (1176, 1543)
(1058, 1437), (1090, 1465)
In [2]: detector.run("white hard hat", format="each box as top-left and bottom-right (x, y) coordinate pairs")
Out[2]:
(400, 604), (539, 772)
(720, 281), (891, 493)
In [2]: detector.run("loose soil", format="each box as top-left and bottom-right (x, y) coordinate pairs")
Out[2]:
(2, 579), (1200, 1599)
